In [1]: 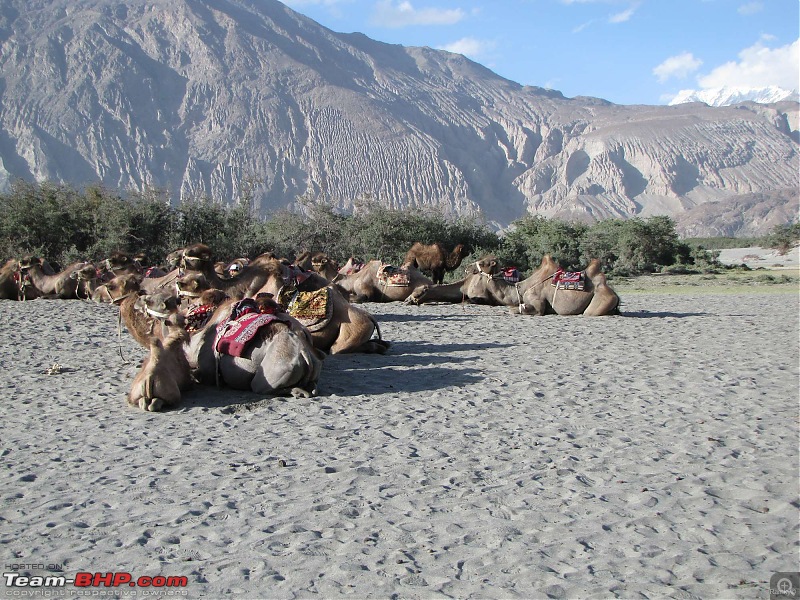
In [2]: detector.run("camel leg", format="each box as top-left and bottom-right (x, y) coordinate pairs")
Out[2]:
(329, 309), (390, 354)
(582, 288), (621, 316)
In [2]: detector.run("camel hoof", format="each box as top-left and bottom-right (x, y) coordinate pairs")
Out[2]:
(139, 397), (163, 412)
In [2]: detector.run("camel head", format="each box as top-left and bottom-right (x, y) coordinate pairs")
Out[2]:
(176, 272), (211, 299)
(165, 246), (187, 269)
(198, 288), (229, 308)
(181, 244), (214, 270)
(468, 255), (500, 277)
(18, 256), (41, 270)
(104, 274), (143, 303)
(134, 292), (182, 322)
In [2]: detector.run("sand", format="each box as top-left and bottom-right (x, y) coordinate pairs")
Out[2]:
(1, 289), (798, 599)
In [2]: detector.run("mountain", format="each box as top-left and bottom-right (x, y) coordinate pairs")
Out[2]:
(669, 86), (798, 107)
(0, 0), (798, 233)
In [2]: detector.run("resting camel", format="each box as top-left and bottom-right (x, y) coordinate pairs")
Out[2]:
(0, 259), (38, 300)
(253, 257), (389, 354)
(403, 242), (469, 284)
(410, 255), (620, 316)
(17, 257), (97, 299)
(180, 243), (273, 299)
(127, 316), (192, 412)
(335, 260), (433, 303)
(187, 296), (323, 397)
(104, 274), (182, 347)
(295, 251), (340, 281)
(99, 251), (168, 281)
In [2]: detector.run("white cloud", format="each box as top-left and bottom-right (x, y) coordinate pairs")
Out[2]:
(572, 20), (594, 33)
(438, 37), (496, 58)
(608, 3), (639, 23)
(370, 1), (465, 28)
(698, 39), (800, 90)
(737, 2), (763, 15)
(653, 52), (703, 83)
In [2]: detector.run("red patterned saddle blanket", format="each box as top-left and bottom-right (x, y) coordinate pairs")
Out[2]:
(552, 269), (585, 291)
(185, 304), (215, 333)
(377, 264), (410, 287)
(215, 299), (290, 357)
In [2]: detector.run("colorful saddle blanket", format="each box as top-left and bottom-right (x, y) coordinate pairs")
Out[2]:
(377, 264), (410, 287)
(501, 267), (520, 283)
(185, 303), (215, 333)
(285, 288), (333, 332)
(215, 299), (289, 357)
(552, 269), (585, 291)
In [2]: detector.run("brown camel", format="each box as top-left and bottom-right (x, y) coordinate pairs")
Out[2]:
(17, 257), (97, 299)
(99, 251), (168, 281)
(337, 257), (366, 278)
(253, 257), (389, 354)
(104, 274), (182, 347)
(0, 259), (39, 300)
(403, 242), (469, 284)
(410, 255), (620, 316)
(180, 243), (273, 299)
(186, 296), (323, 397)
(127, 317), (192, 412)
(183, 288), (230, 333)
(335, 260), (433, 303)
(295, 251), (340, 281)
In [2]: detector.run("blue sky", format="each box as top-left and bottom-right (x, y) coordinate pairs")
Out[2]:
(281, 0), (800, 105)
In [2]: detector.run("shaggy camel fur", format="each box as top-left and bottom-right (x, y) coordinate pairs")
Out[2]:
(403, 242), (469, 284)
(128, 321), (192, 412)
(17, 257), (97, 299)
(253, 257), (390, 354)
(410, 255), (620, 316)
(187, 297), (323, 397)
(335, 260), (433, 303)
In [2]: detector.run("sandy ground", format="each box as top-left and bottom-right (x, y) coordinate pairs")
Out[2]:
(717, 246), (800, 270)
(1, 289), (798, 599)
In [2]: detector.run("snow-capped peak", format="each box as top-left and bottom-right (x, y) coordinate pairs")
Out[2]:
(668, 85), (797, 107)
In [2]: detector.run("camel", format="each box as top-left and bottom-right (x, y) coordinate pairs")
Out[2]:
(403, 242), (469, 284)
(410, 255), (620, 316)
(180, 243), (274, 299)
(183, 288), (230, 333)
(337, 257), (366, 278)
(295, 251), (340, 281)
(253, 257), (390, 354)
(103, 274), (182, 347)
(17, 257), (97, 299)
(187, 296), (323, 397)
(127, 318), (192, 412)
(334, 260), (433, 303)
(0, 259), (39, 300)
(96, 251), (168, 283)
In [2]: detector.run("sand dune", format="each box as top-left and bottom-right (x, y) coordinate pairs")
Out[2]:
(1, 290), (798, 598)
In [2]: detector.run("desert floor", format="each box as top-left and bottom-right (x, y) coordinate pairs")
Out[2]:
(1, 281), (798, 599)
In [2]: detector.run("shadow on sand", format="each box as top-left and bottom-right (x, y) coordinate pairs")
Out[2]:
(623, 310), (708, 318)
(177, 339), (509, 410)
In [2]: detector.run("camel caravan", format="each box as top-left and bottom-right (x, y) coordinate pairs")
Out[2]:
(0, 241), (619, 412)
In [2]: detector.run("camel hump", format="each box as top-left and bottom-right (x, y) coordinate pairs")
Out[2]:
(540, 255), (559, 271)
(583, 258), (603, 279)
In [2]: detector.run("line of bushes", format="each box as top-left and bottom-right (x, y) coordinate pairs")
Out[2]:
(1, 180), (796, 277)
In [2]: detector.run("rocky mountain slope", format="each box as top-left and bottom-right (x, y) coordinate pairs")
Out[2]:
(0, 0), (797, 233)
